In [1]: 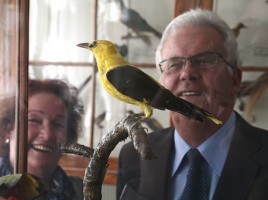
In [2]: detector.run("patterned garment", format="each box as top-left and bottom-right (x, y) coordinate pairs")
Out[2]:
(0, 154), (83, 200)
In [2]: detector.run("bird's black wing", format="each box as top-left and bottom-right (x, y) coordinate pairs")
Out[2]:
(106, 65), (168, 110)
(106, 65), (217, 123)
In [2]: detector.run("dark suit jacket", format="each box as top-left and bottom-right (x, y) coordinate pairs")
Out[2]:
(116, 113), (268, 200)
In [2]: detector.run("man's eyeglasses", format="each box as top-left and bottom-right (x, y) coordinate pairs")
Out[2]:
(158, 52), (234, 74)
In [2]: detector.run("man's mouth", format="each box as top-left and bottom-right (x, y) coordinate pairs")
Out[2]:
(32, 144), (54, 153)
(180, 91), (201, 97)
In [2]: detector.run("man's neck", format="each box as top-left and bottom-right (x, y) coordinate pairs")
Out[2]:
(171, 113), (231, 147)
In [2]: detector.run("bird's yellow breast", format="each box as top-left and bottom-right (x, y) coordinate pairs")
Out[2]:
(91, 40), (153, 118)
(92, 42), (134, 103)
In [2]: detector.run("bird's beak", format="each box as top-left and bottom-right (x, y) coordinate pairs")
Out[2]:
(77, 43), (89, 49)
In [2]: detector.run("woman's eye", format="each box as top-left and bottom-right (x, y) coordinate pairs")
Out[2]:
(28, 118), (42, 124)
(53, 122), (65, 128)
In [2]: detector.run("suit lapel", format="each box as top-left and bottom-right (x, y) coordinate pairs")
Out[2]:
(213, 115), (261, 200)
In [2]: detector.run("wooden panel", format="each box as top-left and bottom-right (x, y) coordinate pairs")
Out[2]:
(174, 0), (213, 17)
(59, 155), (118, 185)
(16, 0), (29, 174)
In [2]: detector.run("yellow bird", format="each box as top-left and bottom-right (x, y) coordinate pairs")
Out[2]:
(77, 40), (221, 124)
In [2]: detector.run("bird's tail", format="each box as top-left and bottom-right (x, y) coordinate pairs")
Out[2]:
(168, 95), (221, 124)
(152, 89), (222, 125)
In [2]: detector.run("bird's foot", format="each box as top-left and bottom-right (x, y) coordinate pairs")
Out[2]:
(130, 114), (148, 134)
(124, 113), (148, 138)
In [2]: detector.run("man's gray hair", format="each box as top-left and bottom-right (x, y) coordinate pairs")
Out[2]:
(155, 8), (240, 72)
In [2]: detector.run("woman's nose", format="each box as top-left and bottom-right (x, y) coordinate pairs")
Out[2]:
(39, 123), (54, 139)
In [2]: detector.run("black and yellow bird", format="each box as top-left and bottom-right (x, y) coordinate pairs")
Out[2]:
(77, 40), (221, 124)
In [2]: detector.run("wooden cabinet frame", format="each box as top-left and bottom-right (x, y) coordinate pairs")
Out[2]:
(174, 0), (213, 17)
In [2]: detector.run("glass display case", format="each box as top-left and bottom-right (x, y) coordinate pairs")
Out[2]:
(28, 3), (173, 194)
(7, 0), (268, 199)
(1, 0), (175, 199)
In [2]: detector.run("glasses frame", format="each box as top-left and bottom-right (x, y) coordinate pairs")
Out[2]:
(159, 51), (234, 73)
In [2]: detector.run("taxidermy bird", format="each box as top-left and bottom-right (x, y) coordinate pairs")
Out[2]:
(238, 72), (268, 122)
(0, 173), (48, 200)
(115, 43), (128, 58)
(95, 111), (106, 129)
(232, 22), (246, 38)
(117, 0), (162, 40)
(77, 40), (222, 124)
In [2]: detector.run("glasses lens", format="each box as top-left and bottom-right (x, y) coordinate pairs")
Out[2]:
(193, 53), (217, 67)
(159, 52), (225, 73)
(160, 57), (185, 73)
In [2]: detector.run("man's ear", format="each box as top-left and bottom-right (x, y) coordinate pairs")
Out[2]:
(232, 68), (242, 95)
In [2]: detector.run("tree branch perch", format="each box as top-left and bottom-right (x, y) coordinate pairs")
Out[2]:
(59, 114), (155, 200)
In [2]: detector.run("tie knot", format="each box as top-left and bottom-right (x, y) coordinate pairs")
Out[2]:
(186, 148), (204, 164)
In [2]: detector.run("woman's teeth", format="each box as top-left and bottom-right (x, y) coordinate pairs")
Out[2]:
(32, 145), (53, 152)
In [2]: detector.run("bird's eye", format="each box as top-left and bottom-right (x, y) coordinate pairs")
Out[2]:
(89, 41), (97, 48)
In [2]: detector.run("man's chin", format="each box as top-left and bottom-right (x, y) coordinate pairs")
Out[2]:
(170, 112), (203, 123)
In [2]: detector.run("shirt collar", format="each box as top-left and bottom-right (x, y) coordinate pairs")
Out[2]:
(171, 112), (236, 176)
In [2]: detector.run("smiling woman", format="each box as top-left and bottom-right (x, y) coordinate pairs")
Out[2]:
(0, 79), (84, 200)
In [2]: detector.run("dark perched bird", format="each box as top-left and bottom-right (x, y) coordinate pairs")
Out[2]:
(77, 40), (221, 124)
(95, 111), (106, 129)
(232, 22), (246, 38)
(115, 43), (128, 58)
(0, 173), (48, 200)
(238, 72), (268, 121)
(118, 0), (162, 39)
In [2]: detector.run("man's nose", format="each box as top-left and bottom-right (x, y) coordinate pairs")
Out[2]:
(179, 60), (200, 81)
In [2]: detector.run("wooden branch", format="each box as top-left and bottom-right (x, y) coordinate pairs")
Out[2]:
(59, 143), (94, 157)
(59, 114), (155, 200)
